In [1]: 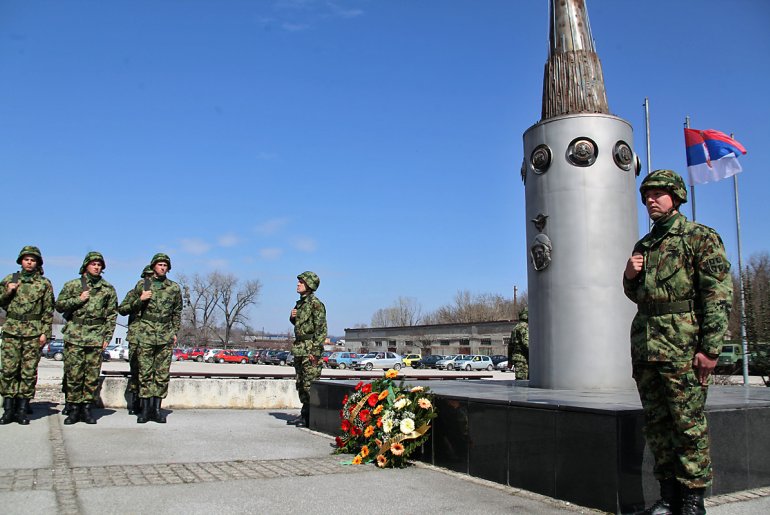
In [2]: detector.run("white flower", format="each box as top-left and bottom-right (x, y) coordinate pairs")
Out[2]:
(394, 398), (411, 410)
(400, 418), (415, 435)
(383, 418), (394, 434)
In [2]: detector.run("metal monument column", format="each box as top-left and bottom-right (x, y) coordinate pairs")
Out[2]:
(522, 0), (640, 389)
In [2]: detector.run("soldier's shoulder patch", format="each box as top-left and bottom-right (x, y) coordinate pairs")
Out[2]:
(704, 256), (730, 276)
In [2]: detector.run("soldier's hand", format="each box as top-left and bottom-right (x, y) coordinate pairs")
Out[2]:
(79, 291), (90, 301)
(693, 352), (717, 386)
(140, 290), (153, 301)
(102, 341), (108, 350)
(291, 308), (297, 318)
(7, 282), (19, 293)
(308, 355), (317, 364)
(39, 334), (47, 346)
(624, 253), (644, 280)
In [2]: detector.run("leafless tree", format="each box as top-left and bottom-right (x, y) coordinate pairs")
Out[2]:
(422, 290), (527, 324)
(371, 296), (423, 327)
(178, 273), (220, 346)
(213, 272), (262, 347)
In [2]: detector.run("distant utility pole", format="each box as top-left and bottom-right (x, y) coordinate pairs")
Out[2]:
(513, 285), (518, 315)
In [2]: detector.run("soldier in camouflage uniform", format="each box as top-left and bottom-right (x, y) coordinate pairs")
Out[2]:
(55, 252), (118, 425)
(288, 271), (327, 427)
(124, 265), (153, 415)
(0, 246), (55, 425)
(118, 254), (182, 424)
(508, 307), (529, 379)
(624, 170), (733, 515)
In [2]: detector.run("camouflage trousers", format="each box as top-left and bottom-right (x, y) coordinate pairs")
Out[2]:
(0, 335), (42, 399)
(294, 356), (322, 406)
(633, 361), (712, 488)
(63, 343), (103, 403)
(136, 344), (172, 398)
(511, 354), (529, 379)
(127, 344), (139, 394)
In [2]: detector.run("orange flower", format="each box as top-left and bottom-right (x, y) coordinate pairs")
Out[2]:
(385, 369), (398, 379)
(364, 425), (375, 438)
(390, 442), (405, 456)
(376, 417), (383, 428)
(352, 455), (362, 465)
(378, 390), (389, 401)
(373, 405), (383, 415)
(417, 398), (432, 409)
(361, 445), (370, 458)
(376, 455), (387, 468)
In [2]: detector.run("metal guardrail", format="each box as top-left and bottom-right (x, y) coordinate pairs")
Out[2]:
(100, 370), (493, 381)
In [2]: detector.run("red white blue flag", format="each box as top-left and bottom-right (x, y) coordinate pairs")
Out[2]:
(684, 128), (747, 185)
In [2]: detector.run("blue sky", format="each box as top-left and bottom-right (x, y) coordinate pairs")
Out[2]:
(1, 0), (768, 336)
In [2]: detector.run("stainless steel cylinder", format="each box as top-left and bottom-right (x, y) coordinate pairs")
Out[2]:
(522, 113), (639, 389)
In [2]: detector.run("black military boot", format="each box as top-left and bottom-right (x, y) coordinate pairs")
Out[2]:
(0, 397), (15, 425)
(136, 398), (150, 424)
(153, 397), (167, 424)
(680, 487), (706, 515)
(286, 413), (302, 425)
(62, 402), (74, 416)
(295, 404), (309, 428)
(643, 478), (680, 515)
(15, 398), (30, 425)
(63, 405), (80, 425)
(127, 392), (139, 415)
(81, 403), (97, 424)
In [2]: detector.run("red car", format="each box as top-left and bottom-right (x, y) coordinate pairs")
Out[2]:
(213, 350), (248, 364)
(188, 347), (206, 362)
(172, 349), (189, 362)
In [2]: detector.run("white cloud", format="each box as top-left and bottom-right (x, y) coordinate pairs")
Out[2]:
(260, 248), (284, 260)
(180, 238), (211, 255)
(255, 217), (290, 235)
(206, 259), (229, 269)
(218, 233), (240, 247)
(292, 237), (317, 253)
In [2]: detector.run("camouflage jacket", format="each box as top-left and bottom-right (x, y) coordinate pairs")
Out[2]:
(55, 275), (118, 347)
(290, 293), (326, 356)
(0, 271), (55, 339)
(623, 213), (732, 362)
(508, 321), (529, 362)
(118, 276), (182, 346)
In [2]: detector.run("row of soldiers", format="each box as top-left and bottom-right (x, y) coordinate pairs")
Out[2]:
(0, 246), (182, 425)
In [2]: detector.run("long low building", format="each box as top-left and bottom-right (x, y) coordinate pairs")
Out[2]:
(344, 320), (521, 357)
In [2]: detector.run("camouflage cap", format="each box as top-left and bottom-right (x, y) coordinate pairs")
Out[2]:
(16, 245), (43, 266)
(297, 271), (320, 292)
(518, 307), (528, 322)
(141, 265), (153, 277)
(150, 253), (172, 271)
(79, 251), (106, 274)
(639, 169), (688, 205)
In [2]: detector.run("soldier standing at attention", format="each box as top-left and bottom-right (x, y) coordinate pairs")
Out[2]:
(508, 307), (529, 379)
(624, 169), (732, 515)
(0, 246), (55, 425)
(118, 254), (182, 424)
(288, 271), (327, 428)
(124, 265), (153, 415)
(55, 252), (117, 425)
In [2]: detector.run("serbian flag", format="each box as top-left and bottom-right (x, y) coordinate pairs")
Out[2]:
(684, 128), (747, 185)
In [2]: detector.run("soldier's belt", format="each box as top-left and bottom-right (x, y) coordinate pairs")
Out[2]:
(295, 334), (314, 342)
(142, 313), (173, 323)
(70, 315), (107, 326)
(6, 313), (43, 321)
(638, 300), (699, 316)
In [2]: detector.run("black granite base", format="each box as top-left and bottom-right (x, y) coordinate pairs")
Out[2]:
(310, 379), (770, 514)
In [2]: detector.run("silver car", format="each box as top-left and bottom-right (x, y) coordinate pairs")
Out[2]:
(457, 355), (495, 371)
(356, 352), (404, 371)
(435, 354), (471, 370)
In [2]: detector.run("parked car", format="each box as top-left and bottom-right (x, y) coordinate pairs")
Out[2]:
(401, 353), (422, 367)
(435, 354), (471, 371)
(45, 340), (65, 361)
(413, 355), (445, 369)
(321, 351), (332, 367)
(264, 350), (292, 366)
(490, 354), (508, 366)
(355, 352), (404, 371)
(101, 349), (111, 362)
(246, 349), (262, 364)
(213, 350), (249, 364)
(204, 349), (223, 363)
(106, 343), (127, 361)
(172, 348), (189, 362)
(457, 355), (495, 371)
(188, 347), (206, 362)
(327, 352), (359, 369)
(496, 359), (510, 371)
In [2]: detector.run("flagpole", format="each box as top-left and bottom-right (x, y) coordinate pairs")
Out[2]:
(644, 98), (652, 229)
(732, 132), (749, 386)
(685, 116), (696, 221)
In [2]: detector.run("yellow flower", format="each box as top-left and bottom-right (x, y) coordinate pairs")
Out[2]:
(364, 425), (375, 438)
(390, 442), (405, 456)
(417, 398), (432, 409)
(373, 405), (384, 415)
(410, 386), (424, 393)
(361, 445), (370, 458)
(376, 455), (387, 468)
(385, 369), (399, 379)
(378, 390), (389, 401)
(352, 455), (362, 465)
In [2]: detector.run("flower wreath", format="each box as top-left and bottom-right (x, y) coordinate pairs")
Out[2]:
(333, 369), (437, 468)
